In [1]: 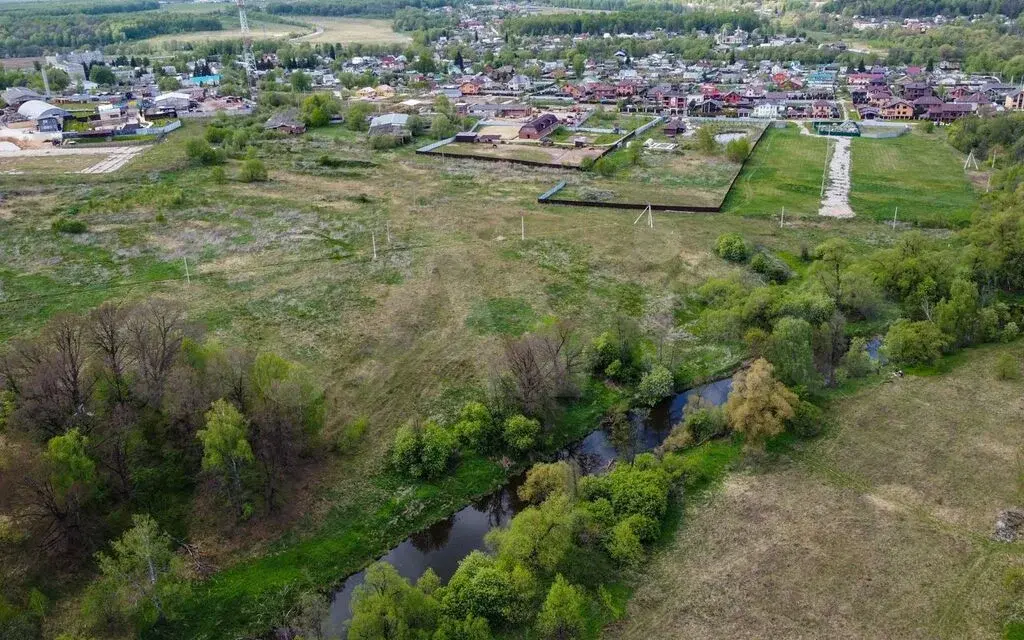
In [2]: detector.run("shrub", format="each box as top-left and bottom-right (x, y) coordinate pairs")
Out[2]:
(766, 317), (819, 391)
(995, 353), (1021, 380)
(239, 158), (268, 183)
(682, 396), (728, 442)
(503, 414), (541, 454)
(750, 252), (791, 283)
(391, 423), (422, 477)
(185, 138), (224, 166)
(787, 400), (825, 438)
(606, 519), (644, 567)
(883, 319), (949, 366)
(519, 461), (575, 504)
(420, 421), (456, 479)
(635, 365), (674, 407)
(52, 217), (87, 234)
(1003, 322), (1020, 343)
(336, 417), (368, 453)
(725, 359), (798, 449)
(535, 575), (587, 640)
(714, 232), (749, 262)
(369, 134), (405, 150)
(210, 166), (226, 184)
(453, 402), (500, 454)
(725, 136), (751, 162)
(840, 337), (874, 378)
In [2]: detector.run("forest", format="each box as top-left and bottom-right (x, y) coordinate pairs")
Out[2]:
(264, 0), (455, 19)
(0, 8), (223, 57)
(503, 8), (763, 36)
(821, 0), (1024, 18)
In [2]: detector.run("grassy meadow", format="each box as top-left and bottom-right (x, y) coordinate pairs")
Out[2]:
(721, 123), (829, 217)
(849, 130), (979, 227)
(609, 343), (1024, 640)
(0, 115), (996, 638)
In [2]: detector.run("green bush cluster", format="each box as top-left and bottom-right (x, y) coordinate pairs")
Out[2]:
(714, 232), (749, 262)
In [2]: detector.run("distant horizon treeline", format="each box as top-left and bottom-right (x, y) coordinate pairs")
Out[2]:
(265, 0), (456, 19)
(821, 0), (1024, 18)
(503, 8), (764, 37)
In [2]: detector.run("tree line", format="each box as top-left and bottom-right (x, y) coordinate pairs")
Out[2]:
(821, 0), (1024, 18)
(265, 0), (454, 19)
(503, 8), (763, 36)
(0, 10), (223, 57)
(0, 299), (325, 638)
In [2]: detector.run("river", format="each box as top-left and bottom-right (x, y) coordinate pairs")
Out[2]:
(321, 377), (734, 637)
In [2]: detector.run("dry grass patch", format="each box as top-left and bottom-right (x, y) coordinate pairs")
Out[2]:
(611, 344), (1024, 640)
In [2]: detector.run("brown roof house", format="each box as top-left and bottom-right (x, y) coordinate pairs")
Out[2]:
(264, 109), (306, 135)
(518, 113), (558, 140)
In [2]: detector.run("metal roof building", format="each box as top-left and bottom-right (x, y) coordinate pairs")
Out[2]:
(17, 100), (69, 121)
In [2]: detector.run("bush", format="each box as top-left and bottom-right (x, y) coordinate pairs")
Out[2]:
(1003, 322), (1020, 343)
(420, 421), (456, 478)
(714, 233), (749, 262)
(368, 134), (405, 150)
(995, 353), (1021, 380)
(787, 400), (825, 438)
(535, 575), (587, 640)
(391, 423), (422, 477)
(725, 136), (751, 162)
(503, 415), (541, 454)
(239, 158), (268, 183)
(185, 138), (224, 166)
(840, 337), (874, 378)
(606, 519), (644, 567)
(750, 252), (791, 283)
(635, 365), (674, 407)
(453, 402), (500, 454)
(210, 166), (226, 184)
(52, 217), (87, 234)
(682, 396), (728, 442)
(883, 319), (949, 366)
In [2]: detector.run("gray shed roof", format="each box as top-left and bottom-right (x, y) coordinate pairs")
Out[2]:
(3, 87), (41, 105)
(17, 100), (68, 121)
(369, 113), (409, 128)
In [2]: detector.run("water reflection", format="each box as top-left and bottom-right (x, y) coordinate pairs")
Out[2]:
(322, 377), (733, 638)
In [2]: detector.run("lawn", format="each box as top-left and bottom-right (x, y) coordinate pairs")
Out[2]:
(609, 343), (1024, 640)
(849, 131), (978, 227)
(0, 154), (101, 174)
(721, 123), (829, 217)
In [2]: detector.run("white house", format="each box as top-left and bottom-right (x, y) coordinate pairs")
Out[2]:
(752, 102), (782, 119)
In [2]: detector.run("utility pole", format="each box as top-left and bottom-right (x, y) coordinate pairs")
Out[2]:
(521, 215), (525, 240)
(386, 221), (391, 245)
(236, 0), (258, 96)
(780, 206), (785, 229)
(372, 231), (377, 260)
(183, 257), (191, 285)
(891, 206), (898, 231)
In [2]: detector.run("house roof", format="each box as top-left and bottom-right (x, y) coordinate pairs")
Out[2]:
(369, 113), (409, 128)
(2, 87), (41, 104)
(17, 100), (68, 120)
(264, 109), (303, 129)
(523, 113), (558, 131)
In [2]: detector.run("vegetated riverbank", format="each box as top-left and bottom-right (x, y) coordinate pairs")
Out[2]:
(321, 378), (735, 637)
(153, 382), (625, 639)
(608, 342), (1024, 640)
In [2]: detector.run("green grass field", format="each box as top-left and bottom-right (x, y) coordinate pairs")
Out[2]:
(721, 124), (828, 217)
(850, 131), (978, 227)
(609, 343), (1024, 640)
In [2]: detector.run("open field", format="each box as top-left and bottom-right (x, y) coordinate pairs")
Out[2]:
(0, 154), (99, 174)
(290, 16), (411, 44)
(433, 140), (604, 166)
(721, 123), (829, 217)
(0, 120), (964, 638)
(850, 130), (978, 227)
(610, 344), (1024, 640)
(138, 19), (300, 45)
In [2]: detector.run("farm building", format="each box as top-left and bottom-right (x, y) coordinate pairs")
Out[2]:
(369, 113), (410, 138)
(16, 100), (70, 132)
(153, 92), (192, 111)
(2, 87), (42, 107)
(518, 113), (558, 140)
(663, 118), (685, 137)
(264, 110), (307, 135)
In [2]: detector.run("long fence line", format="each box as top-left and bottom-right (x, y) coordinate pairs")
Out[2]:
(538, 123), (769, 213)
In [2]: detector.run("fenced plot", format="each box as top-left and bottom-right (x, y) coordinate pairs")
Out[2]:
(427, 141), (607, 168)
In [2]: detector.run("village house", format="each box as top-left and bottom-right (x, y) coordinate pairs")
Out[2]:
(1006, 90), (1024, 111)
(264, 110), (307, 135)
(16, 100), (69, 132)
(880, 99), (914, 120)
(368, 113), (410, 138)
(663, 118), (685, 137)
(518, 113), (558, 139)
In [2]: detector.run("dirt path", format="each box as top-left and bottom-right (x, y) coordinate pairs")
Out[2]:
(818, 136), (855, 218)
(0, 145), (149, 174)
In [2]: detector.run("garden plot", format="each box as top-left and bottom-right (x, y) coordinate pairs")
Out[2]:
(432, 141), (605, 167)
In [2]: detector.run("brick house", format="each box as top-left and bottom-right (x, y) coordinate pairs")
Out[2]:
(518, 113), (558, 139)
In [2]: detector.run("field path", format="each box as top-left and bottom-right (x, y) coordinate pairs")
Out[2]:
(0, 145), (149, 174)
(819, 136), (854, 218)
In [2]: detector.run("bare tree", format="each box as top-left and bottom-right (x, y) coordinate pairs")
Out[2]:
(89, 301), (133, 405)
(126, 299), (186, 408)
(497, 322), (584, 418)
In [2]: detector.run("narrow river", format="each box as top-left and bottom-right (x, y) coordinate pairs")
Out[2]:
(321, 378), (734, 637)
